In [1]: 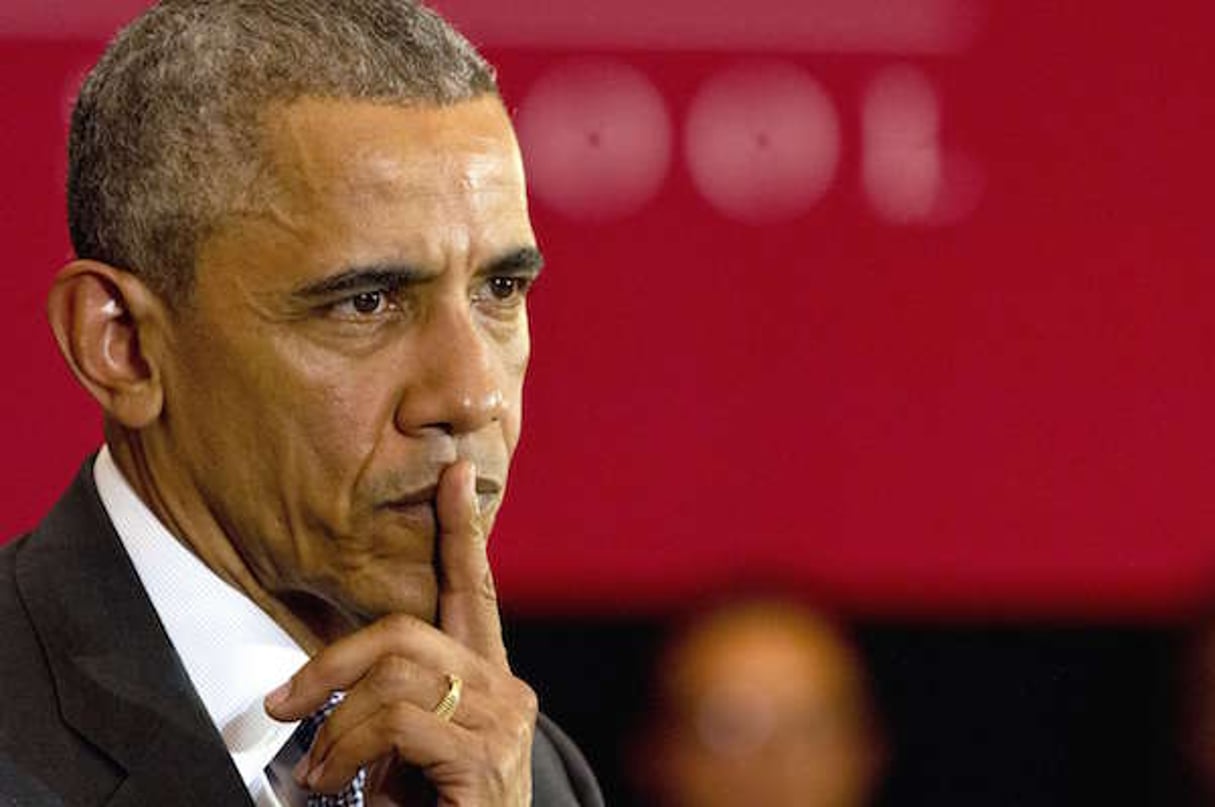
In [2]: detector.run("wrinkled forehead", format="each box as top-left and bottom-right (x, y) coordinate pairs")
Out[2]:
(255, 95), (526, 208)
(187, 94), (535, 281)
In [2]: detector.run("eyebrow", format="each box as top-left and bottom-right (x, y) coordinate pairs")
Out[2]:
(289, 265), (428, 301)
(290, 246), (546, 302)
(482, 245), (545, 278)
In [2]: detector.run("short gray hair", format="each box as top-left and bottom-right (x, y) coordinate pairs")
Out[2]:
(68, 0), (499, 304)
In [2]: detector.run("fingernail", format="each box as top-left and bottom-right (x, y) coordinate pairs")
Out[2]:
(306, 760), (326, 788)
(466, 463), (479, 513)
(264, 679), (292, 711)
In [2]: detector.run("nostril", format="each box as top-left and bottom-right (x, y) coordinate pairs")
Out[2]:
(413, 387), (506, 436)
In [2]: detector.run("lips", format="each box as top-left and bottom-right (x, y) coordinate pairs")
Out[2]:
(382, 496), (439, 536)
(387, 484), (439, 510)
(381, 476), (504, 521)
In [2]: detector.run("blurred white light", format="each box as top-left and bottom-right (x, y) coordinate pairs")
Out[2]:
(862, 65), (943, 223)
(862, 64), (983, 225)
(685, 62), (840, 224)
(516, 60), (673, 221)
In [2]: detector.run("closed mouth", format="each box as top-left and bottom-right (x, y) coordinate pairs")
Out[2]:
(382, 477), (503, 513)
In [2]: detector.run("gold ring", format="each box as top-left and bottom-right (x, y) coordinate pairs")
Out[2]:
(432, 673), (463, 722)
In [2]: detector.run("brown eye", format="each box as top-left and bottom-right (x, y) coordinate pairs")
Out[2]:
(488, 277), (523, 300)
(350, 291), (384, 314)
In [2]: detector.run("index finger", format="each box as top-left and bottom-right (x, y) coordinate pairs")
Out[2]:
(435, 460), (509, 669)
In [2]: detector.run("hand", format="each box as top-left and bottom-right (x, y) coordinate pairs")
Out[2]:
(265, 461), (538, 805)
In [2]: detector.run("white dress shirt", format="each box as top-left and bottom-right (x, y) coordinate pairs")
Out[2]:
(94, 446), (310, 807)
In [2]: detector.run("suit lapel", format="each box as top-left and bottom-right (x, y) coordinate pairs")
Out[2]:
(16, 460), (252, 805)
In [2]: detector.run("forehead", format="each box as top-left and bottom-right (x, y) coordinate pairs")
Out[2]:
(258, 94), (525, 209)
(201, 95), (532, 282)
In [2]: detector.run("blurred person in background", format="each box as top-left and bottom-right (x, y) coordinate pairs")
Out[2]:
(632, 597), (886, 807)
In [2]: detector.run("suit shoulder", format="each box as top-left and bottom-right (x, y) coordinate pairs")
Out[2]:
(532, 712), (605, 807)
(0, 533), (38, 653)
(0, 530), (119, 798)
(0, 534), (69, 782)
(0, 532), (60, 716)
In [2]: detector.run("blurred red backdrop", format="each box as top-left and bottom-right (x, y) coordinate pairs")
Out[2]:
(1, 1), (1213, 618)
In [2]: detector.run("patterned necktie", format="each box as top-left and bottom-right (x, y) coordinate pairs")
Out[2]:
(266, 693), (367, 807)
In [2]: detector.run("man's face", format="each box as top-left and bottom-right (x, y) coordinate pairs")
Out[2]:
(655, 612), (880, 807)
(157, 96), (539, 629)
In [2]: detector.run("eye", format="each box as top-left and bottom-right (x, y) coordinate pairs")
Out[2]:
(331, 290), (390, 317)
(484, 276), (532, 302)
(350, 291), (385, 314)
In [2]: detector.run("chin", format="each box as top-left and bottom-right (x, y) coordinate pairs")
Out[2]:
(276, 563), (439, 644)
(338, 565), (441, 626)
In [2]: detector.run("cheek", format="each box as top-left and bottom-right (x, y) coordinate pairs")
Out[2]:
(502, 330), (530, 447)
(283, 362), (401, 471)
(188, 336), (391, 487)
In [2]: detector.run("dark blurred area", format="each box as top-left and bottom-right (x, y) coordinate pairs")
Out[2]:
(507, 610), (1186, 806)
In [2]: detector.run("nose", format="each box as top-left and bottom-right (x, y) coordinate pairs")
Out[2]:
(394, 302), (508, 436)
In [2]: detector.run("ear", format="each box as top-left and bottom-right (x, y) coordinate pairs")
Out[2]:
(46, 259), (168, 429)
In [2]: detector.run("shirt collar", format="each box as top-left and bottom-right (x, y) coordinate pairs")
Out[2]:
(93, 445), (309, 789)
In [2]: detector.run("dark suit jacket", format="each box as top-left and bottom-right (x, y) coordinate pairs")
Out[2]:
(0, 462), (602, 806)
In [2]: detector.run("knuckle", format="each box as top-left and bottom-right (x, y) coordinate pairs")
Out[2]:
(485, 682), (537, 744)
(506, 678), (539, 717)
(378, 611), (422, 637)
(383, 701), (417, 734)
(478, 569), (498, 601)
(518, 681), (538, 715)
(481, 670), (537, 714)
(509, 705), (537, 747)
(367, 655), (416, 696)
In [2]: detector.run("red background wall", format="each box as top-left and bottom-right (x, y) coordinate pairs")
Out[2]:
(2, 1), (1213, 618)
